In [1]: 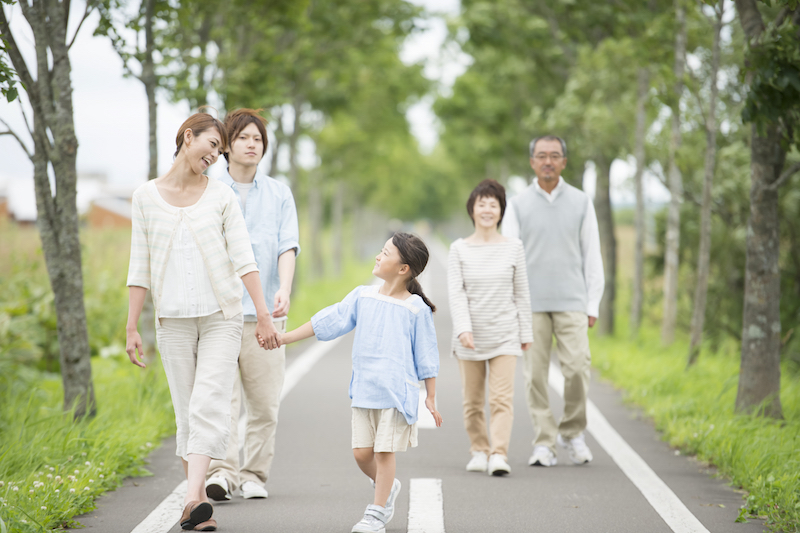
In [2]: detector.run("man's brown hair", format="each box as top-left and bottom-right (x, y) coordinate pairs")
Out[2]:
(223, 108), (268, 162)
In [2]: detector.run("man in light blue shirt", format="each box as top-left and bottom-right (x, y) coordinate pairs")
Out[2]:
(206, 109), (300, 501)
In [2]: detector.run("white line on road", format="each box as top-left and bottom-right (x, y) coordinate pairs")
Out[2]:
(407, 478), (445, 533)
(549, 362), (710, 533)
(130, 337), (345, 533)
(129, 481), (187, 533)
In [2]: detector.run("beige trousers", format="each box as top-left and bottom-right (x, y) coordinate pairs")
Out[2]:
(458, 354), (517, 457)
(208, 320), (286, 491)
(156, 311), (243, 460)
(524, 311), (591, 452)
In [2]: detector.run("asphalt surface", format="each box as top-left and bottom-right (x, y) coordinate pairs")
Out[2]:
(71, 242), (765, 533)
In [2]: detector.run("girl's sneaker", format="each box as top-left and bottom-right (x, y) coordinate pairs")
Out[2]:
(351, 504), (388, 533)
(370, 478), (401, 522)
(466, 451), (488, 472)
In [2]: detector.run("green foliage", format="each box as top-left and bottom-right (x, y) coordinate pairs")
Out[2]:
(0, 0), (19, 103)
(591, 324), (800, 531)
(0, 357), (175, 532)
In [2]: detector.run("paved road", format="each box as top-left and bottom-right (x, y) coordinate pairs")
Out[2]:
(72, 241), (764, 533)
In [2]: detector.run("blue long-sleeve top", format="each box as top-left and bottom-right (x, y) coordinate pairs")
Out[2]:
(311, 284), (440, 425)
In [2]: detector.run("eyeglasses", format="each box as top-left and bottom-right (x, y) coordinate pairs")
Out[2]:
(533, 153), (564, 161)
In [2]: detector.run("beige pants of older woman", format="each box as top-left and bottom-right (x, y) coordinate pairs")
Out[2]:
(458, 354), (517, 457)
(156, 311), (243, 460)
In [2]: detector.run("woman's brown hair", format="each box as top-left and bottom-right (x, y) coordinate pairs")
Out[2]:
(466, 179), (506, 226)
(223, 108), (269, 162)
(392, 232), (436, 313)
(174, 112), (229, 158)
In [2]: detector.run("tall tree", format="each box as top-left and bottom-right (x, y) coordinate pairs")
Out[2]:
(687, 2), (724, 367)
(733, 0), (800, 417)
(0, 0), (97, 417)
(630, 67), (649, 336)
(661, 0), (687, 345)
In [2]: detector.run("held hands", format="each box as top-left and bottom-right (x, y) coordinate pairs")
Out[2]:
(256, 315), (280, 350)
(125, 328), (147, 368)
(458, 332), (475, 350)
(425, 395), (443, 427)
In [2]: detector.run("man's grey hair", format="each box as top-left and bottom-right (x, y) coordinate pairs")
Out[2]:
(529, 135), (567, 158)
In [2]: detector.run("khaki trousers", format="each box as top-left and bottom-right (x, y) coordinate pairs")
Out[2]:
(524, 311), (591, 452)
(156, 311), (243, 461)
(208, 320), (286, 490)
(458, 354), (517, 457)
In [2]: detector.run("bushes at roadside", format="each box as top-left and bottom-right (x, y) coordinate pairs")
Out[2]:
(592, 327), (800, 532)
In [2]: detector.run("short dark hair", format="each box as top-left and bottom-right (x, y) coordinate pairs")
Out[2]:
(529, 135), (567, 158)
(224, 108), (269, 162)
(466, 179), (506, 226)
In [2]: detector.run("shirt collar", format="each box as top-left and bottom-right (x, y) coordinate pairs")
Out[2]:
(533, 176), (564, 197)
(223, 167), (264, 189)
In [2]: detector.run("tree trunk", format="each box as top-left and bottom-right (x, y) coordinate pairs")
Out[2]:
(332, 180), (344, 277)
(661, 0), (686, 345)
(687, 4), (722, 367)
(595, 156), (616, 336)
(308, 171), (324, 280)
(631, 67), (649, 336)
(2, 2), (96, 417)
(733, 0), (785, 418)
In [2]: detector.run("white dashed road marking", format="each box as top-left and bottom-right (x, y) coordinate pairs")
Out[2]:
(407, 478), (445, 533)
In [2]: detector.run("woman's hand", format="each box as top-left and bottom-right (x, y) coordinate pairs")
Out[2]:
(256, 315), (280, 350)
(521, 342), (531, 351)
(458, 332), (475, 350)
(126, 328), (147, 368)
(425, 395), (443, 427)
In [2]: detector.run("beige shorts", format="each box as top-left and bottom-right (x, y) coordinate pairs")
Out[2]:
(351, 407), (419, 453)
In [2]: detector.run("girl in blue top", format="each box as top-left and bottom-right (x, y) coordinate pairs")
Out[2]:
(279, 232), (443, 533)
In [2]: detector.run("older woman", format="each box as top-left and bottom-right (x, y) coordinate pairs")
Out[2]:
(447, 179), (532, 476)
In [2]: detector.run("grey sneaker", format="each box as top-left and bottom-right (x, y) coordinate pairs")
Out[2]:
(351, 504), (388, 533)
(558, 433), (593, 464)
(370, 478), (401, 523)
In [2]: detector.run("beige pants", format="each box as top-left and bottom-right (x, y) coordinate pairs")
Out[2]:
(208, 320), (286, 491)
(156, 311), (243, 460)
(458, 354), (517, 457)
(524, 311), (591, 452)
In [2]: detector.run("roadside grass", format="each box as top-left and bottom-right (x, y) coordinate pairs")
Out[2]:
(0, 222), (372, 531)
(592, 227), (800, 532)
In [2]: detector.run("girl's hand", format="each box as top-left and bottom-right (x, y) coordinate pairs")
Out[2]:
(256, 315), (280, 350)
(126, 328), (147, 368)
(521, 342), (531, 351)
(425, 395), (443, 427)
(458, 332), (475, 350)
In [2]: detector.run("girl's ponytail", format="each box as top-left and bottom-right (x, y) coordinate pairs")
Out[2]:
(406, 277), (436, 313)
(392, 232), (436, 313)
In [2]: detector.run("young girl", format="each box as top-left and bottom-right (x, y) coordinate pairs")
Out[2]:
(279, 232), (443, 533)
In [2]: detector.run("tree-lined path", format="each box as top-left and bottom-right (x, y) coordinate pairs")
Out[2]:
(72, 240), (763, 533)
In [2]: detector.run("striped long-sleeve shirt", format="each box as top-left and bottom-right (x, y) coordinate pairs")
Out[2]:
(126, 178), (258, 322)
(447, 238), (533, 361)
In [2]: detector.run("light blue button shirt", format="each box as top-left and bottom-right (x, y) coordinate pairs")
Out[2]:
(219, 169), (300, 318)
(311, 285), (440, 425)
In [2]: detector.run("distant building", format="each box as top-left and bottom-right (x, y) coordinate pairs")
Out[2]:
(87, 197), (131, 228)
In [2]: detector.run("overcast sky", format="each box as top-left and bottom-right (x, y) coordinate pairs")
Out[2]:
(0, 0), (667, 207)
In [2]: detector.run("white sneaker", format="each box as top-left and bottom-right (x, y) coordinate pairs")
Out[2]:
(558, 433), (593, 464)
(370, 478), (401, 523)
(488, 454), (510, 476)
(466, 451), (488, 472)
(204, 476), (232, 501)
(240, 480), (269, 499)
(528, 445), (557, 467)
(351, 504), (388, 533)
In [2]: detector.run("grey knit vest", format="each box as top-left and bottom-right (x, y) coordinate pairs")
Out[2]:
(509, 182), (589, 313)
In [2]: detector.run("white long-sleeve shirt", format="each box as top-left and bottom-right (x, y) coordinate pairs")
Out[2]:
(502, 177), (605, 318)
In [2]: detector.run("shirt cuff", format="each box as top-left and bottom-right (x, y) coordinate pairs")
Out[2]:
(236, 263), (259, 277)
(279, 242), (301, 257)
(587, 300), (600, 318)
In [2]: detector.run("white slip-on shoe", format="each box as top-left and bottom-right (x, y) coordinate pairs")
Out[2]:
(488, 454), (511, 476)
(558, 433), (593, 464)
(466, 451), (489, 472)
(240, 480), (269, 499)
(528, 445), (558, 467)
(204, 476), (232, 501)
(351, 504), (388, 533)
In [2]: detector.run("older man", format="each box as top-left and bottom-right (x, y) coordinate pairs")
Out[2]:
(502, 135), (604, 467)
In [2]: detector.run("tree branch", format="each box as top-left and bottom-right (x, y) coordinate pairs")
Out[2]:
(0, 117), (32, 158)
(765, 161), (800, 191)
(0, 5), (35, 91)
(67, 0), (95, 51)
